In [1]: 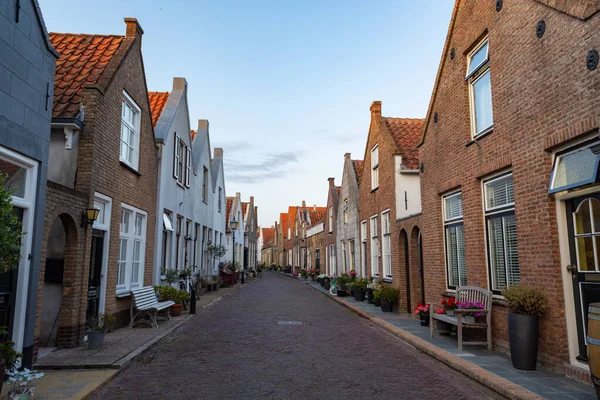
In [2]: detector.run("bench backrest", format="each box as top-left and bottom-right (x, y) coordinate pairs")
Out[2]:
(131, 286), (159, 309)
(456, 286), (492, 311)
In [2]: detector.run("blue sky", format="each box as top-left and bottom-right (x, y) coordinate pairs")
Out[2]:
(39, 0), (454, 227)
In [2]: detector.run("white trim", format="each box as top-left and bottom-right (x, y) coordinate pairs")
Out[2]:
(93, 192), (112, 314)
(483, 171), (514, 212)
(466, 38), (489, 79)
(371, 144), (379, 190)
(116, 203), (147, 295)
(120, 91), (141, 170)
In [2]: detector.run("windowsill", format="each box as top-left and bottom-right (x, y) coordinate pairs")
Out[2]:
(466, 125), (494, 147)
(396, 213), (422, 222)
(176, 181), (185, 189)
(492, 297), (508, 307)
(382, 278), (393, 283)
(202, 200), (208, 205)
(116, 291), (131, 298)
(371, 187), (379, 193)
(120, 161), (141, 176)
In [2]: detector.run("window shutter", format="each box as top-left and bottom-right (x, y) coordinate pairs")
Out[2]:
(185, 147), (191, 187)
(173, 134), (179, 179)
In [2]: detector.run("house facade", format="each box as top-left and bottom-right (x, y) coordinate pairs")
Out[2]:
(418, 0), (600, 377)
(324, 179), (340, 275)
(242, 197), (259, 271)
(306, 208), (326, 272)
(359, 101), (423, 313)
(260, 226), (275, 266)
(0, 0), (58, 367)
(336, 154), (363, 276)
(36, 19), (159, 356)
(225, 193), (245, 270)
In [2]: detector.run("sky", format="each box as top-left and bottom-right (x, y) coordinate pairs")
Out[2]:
(39, 0), (455, 228)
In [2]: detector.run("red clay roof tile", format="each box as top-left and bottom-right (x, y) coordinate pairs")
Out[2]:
(262, 227), (275, 248)
(384, 118), (425, 170)
(309, 209), (326, 225)
(225, 197), (234, 232)
(241, 202), (249, 218)
(148, 91), (169, 127)
(352, 160), (363, 183)
(50, 33), (124, 118)
(280, 213), (289, 236)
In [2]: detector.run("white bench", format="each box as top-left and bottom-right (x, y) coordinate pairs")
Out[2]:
(129, 286), (175, 328)
(430, 286), (493, 351)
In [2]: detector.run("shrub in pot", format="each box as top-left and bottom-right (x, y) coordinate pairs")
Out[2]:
(336, 274), (352, 297)
(350, 278), (368, 302)
(502, 285), (549, 370)
(378, 286), (399, 312)
(86, 312), (116, 349)
(155, 286), (189, 316)
(0, 326), (21, 392)
(367, 279), (381, 304)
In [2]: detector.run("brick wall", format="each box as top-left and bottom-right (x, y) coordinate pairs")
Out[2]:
(418, 0), (600, 370)
(324, 179), (338, 275)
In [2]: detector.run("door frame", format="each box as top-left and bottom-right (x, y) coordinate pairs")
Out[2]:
(93, 192), (112, 315)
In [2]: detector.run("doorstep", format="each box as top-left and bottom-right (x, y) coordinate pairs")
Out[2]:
(308, 282), (597, 400)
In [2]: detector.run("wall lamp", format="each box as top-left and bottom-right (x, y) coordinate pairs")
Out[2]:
(82, 208), (100, 228)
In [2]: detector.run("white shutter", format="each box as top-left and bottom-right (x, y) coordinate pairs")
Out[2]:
(173, 134), (179, 179)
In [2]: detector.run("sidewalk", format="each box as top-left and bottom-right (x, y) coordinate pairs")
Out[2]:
(293, 275), (596, 400)
(23, 281), (252, 400)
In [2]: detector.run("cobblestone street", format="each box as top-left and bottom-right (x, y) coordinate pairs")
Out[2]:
(93, 272), (504, 400)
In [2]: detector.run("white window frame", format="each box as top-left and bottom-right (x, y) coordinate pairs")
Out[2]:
(328, 207), (333, 233)
(218, 188), (222, 212)
(341, 241), (347, 273)
(443, 191), (466, 289)
(382, 210), (392, 280)
(483, 172), (520, 294)
(371, 145), (379, 190)
(120, 91), (141, 169)
(370, 215), (379, 277)
(93, 192), (112, 314)
(361, 220), (367, 277)
(467, 38), (493, 138)
(348, 239), (355, 273)
(116, 203), (147, 295)
(185, 147), (192, 187)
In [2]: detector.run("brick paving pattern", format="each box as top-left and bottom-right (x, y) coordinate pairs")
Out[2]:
(92, 272), (503, 399)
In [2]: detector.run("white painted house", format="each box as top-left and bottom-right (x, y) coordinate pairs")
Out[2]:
(224, 193), (245, 270)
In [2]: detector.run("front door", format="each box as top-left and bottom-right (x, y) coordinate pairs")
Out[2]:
(566, 194), (600, 361)
(86, 230), (104, 322)
(315, 249), (320, 271)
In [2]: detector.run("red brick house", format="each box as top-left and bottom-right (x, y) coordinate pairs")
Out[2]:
(418, 0), (600, 378)
(324, 178), (340, 275)
(35, 18), (158, 354)
(358, 101), (423, 313)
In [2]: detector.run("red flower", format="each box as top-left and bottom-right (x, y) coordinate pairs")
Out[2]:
(441, 299), (447, 305)
(436, 308), (446, 314)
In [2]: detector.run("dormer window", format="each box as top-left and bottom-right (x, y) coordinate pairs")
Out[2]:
(467, 38), (493, 138)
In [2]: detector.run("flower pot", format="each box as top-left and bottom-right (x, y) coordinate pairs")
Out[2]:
(419, 314), (429, 326)
(170, 303), (183, 317)
(381, 301), (393, 312)
(374, 297), (381, 307)
(324, 282), (330, 290)
(353, 290), (366, 302)
(337, 289), (348, 297)
(88, 330), (105, 350)
(508, 312), (539, 370)
(436, 320), (453, 335)
(446, 310), (455, 316)
(367, 288), (374, 304)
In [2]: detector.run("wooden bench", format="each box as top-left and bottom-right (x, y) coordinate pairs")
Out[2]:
(430, 286), (493, 351)
(129, 286), (175, 328)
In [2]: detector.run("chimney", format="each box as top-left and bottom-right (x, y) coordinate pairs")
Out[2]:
(370, 101), (382, 117)
(344, 152), (351, 159)
(328, 177), (335, 187)
(313, 205), (317, 211)
(302, 200), (306, 209)
(214, 148), (223, 158)
(197, 120), (209, 138)
(172, 77), (187, 91)
(124, 18), (144, 40)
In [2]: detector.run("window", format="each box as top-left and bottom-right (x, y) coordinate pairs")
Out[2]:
(202, 167), (208, 202)
(161, 211), (174, 274)
(349, 239), (355, 273)
(343, 199), (348, 224)
(382, 211), (392, 279)
(484, 173), (520, 293)
(174, 135), (184, 184)
(549, 140), (600, 193)
(444, 192), (466, 289)
(194, 223), (199, 272)
(117, 206), (146, 294)
(186, 220), (192, 268)
(371, 145), (379, 189)
(176, 216), (182, 270)
(185, 148), (192, 187)
(330, 244), (336, 275)
(361, 221), (367, 277)
(370, 216), (379, 276)
(467, 39), (493, 137)
(341, 241), (347, 273)
(120, 92), (141, 169)
(218, 188), (222, 212)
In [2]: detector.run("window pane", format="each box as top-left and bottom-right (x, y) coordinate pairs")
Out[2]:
(593, 200), (600, 233)
(457, 224), (467, 286)
(577, 236), (596, 272)
(489, 216), (506, 290)
(135, 215), (143, 236)
(504, 214), (520, 286)
(0, 159), (27, 198)
(486, 174), (514, 210)
(467, 41), (488, 76)
(551, 146), (599, 192)
(163, 213), (174, 232)
(132, 240), (141, 284)
(575, 200), (593, 235)
(118, 238), (127, 285)
(121, 211), (130, 233)
(473, 70), (493, 134)
(444, 193), (463, 221)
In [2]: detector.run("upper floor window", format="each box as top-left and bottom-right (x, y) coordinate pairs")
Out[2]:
(467, 39), (493, 138)
(288, 227), (291, 239)
(382, 211), (392, 279)
(444, 192), (466, 289)
(343, 199), (348, 224)
(218, 188), (222, 212)
(120, 92), (141, 169)
(328, 207), (333, 233)
(202, 167), (208, 202)
(371, 145), (379, 190)
(174, 135), (184, 185)
(549, 140), (600, 193)
(185, 148), (192, 187)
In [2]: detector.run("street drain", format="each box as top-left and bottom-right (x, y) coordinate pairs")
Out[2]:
(278, 320), (303, 325)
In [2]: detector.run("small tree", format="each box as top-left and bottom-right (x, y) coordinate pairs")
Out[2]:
(207, 244), (227, 274)
(0, 173), (23, 274)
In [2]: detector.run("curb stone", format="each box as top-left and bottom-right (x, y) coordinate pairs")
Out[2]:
(302, 279), (543, 400)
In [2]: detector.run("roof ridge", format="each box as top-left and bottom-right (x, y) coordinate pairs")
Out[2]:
(50, 32), (125, 38)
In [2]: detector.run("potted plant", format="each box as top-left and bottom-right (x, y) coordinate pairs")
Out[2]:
(442, 297), (457, 316)
(0, 327), (22, 393)
(336, 274), (351, 297)
(161, 268), (179, 286)
(350, 278), (368, 301)
(456, 301), (485, 323)
(413, 303), (430, 326)
(367, 279), (381, 304)
(502, 285), (548, 370)
(86, 312), (116, 349)
(435, 308), (453, 335)
(155, 286), (189, 316)
(7, 368), (44, 400)
(376, 285), (399, 312)
(349, 269), (357, 280)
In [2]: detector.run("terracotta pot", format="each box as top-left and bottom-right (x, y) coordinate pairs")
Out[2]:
(171, 303), (183, 316)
